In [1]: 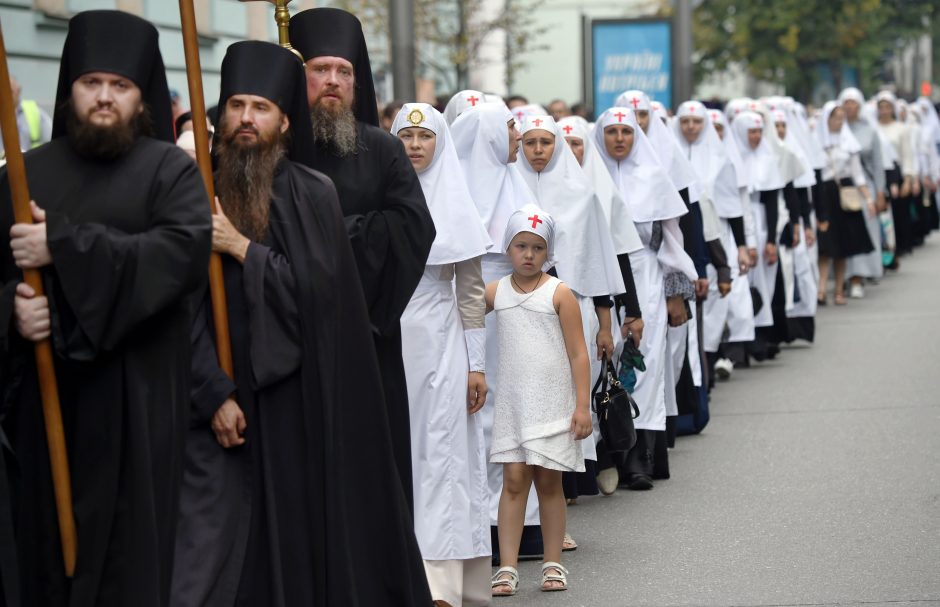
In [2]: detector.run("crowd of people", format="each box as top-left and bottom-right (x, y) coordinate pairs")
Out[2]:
(0, 6), (938, 607)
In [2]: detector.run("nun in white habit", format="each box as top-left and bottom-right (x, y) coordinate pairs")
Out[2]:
(729, 111), (788, 332)
(393, 103), (494, 607)
(616, 90), (708, 448)
(451, 104), (545, 555)
(838, 87), (887, 292)
(813, 100), (875, 305)
(594, 106), (697, 489)
(675, 102), (756, 372)
(768, 107), (820, 341)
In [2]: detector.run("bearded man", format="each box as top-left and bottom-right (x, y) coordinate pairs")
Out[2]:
(170, 41), (431, 607)
(289, 9), (435, 509)
(0, 10), (211, 606)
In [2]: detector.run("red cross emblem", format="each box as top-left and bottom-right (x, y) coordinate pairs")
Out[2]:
(562, 125), (574, 134)
(688, 105), (696, 113)
(629, 97), (641, 109)
(532, 118), (543, 127)
(749, 103), (758, 110)
(614, 111), (627, 122)
(467, 95), (480, 106)
(528, 214), (542, 229)
(515, 110), (525, 121)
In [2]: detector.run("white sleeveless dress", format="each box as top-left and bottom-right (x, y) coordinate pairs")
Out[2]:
(490, 275), (584, 472)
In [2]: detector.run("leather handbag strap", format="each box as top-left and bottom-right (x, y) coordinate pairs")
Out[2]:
(592, 354), (609, 395)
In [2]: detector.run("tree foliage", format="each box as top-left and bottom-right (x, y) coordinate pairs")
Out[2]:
(331, 0), (549, 93)
(693, 0), (935, 99)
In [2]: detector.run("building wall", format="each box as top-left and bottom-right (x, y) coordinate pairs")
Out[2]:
(0, 0), (321, 112)
(491, 0), (660, 107)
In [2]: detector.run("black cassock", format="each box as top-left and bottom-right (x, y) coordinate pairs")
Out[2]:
(308, 122), (435, 509)
(172, 159), (431, 606)
(0, 138), (211, 606)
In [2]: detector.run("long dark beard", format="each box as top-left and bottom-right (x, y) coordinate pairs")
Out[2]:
(310, 101), (358, 157)
(65, 99), (152, 160)
(214, 119), (286, 243)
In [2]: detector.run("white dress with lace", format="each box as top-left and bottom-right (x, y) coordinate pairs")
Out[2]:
(489, 275), (584, 472)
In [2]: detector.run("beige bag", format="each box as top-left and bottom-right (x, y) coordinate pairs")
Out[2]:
(838, 185), (865, 212)
(827, 150), (865, 212)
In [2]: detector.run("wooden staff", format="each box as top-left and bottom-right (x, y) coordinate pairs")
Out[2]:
(0, 23), (76, 577)
(178, 1), (233, 376)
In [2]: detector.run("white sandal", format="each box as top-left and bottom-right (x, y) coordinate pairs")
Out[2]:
(491, 566), (519, 597)
(562, 532), (578, 551)
(541, 561), (569, 592)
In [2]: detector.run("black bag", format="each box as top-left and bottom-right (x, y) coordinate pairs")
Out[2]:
(592, 356), (640, 453)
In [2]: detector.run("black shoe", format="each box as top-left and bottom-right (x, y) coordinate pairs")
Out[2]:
(621, 473), (653, 490)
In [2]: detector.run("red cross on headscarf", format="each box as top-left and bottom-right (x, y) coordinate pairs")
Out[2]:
(629, 97), (641, 109)
(515, 110), (525, 121)
(467, 95), (480, 106)
(532, 118), (543, 127)
(688, 105), (696, 113)
(528, 214), (542, 229)
(614, 111), (627, 122)
(562, 125), (573, 134)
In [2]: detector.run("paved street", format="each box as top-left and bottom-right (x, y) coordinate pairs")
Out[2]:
(511, 239), (940, 607)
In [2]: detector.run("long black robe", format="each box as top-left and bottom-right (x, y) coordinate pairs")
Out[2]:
(172, 159), (431, 606)
(308, 122), (434, 508)
(0, 137), (211, 606)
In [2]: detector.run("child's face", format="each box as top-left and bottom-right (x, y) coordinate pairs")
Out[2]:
(507, 231), (548, 277)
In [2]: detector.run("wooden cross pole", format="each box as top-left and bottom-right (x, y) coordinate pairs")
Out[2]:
(178, 0), (233, 377)
(0, 21), (77, 577)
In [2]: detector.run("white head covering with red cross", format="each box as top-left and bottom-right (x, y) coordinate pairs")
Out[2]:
(443, 89), (487, 125)
(502, 203), (557, 270)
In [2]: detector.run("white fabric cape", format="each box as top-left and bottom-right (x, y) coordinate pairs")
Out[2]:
(392, 103), (492, 265)
(557, 115), (643, 255)
(517, 115), (626, 297)
(451, 104), (536, 244)
(593, 107), (688, 223)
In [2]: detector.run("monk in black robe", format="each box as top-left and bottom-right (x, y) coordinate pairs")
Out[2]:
(171, 41), (430, 606)
(289, 9), (435, 508)
(0, 11), (211, 606)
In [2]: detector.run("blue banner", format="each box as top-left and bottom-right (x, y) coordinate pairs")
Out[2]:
(591, 20), (672, 113)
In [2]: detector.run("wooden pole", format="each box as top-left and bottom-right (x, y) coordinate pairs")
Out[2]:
(0, 22), (77, 577)
(178, 0), (234, 377)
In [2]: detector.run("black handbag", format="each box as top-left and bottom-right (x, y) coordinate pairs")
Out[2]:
(592, 356), (640, 453)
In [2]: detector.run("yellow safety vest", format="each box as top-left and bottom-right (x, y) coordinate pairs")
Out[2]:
(20, 100), (43, 148)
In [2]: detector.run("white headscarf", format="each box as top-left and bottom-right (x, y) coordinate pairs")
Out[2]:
(771, 108), (818, 188)
(815, 100), (861, 154)
(443, 89), (487, 125)
(650, 100), (669, 123)
(517, 116), (625, 297)
(724, 98), (753, 122)
(392, 103), (492, 265)
(593, 107), (688, 222)
(708, 108), (749, 191)
(451, 104), (535, 245)
(502, 203), (556, 270)
(916, 97), (940, 146)
(789, 101), (827, 171)
(863, 100), (900, 165)
(730, 111), (787, 192)
(672, 101), (743, 219)
(557, 116), (643, 255)
(510, 104), (548, 125)
(616, 90), (698, 196)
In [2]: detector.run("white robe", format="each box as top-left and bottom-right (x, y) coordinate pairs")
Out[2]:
(401, 265), (491, 561)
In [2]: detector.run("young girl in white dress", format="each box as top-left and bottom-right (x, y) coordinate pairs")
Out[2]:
(486, 205), (592, 596)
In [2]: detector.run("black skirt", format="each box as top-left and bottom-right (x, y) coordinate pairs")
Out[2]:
(817, 180), (875, 259)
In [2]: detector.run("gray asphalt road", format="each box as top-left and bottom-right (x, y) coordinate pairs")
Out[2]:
(509, 239), (940, 607)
